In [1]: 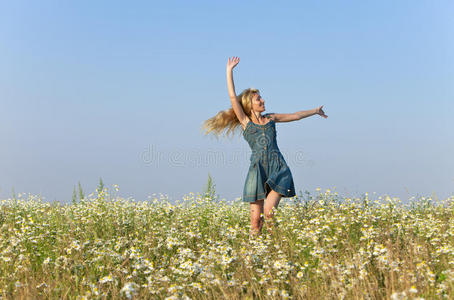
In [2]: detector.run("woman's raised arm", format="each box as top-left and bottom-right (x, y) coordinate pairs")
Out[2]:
(226, 57), (239, 99)
(226, 57), (249, 127)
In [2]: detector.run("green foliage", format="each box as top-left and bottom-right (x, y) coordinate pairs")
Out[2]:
(203, 172), (217, 200)
(97, 177), (104, 194)
(72, 186), (77, 205)
(78, 181), (85, 200)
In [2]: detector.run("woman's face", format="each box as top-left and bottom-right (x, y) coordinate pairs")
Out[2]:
(251, 93), (265, 112)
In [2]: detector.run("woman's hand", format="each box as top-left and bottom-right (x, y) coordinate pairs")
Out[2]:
(227, 56), (240, 71)
(316, 105), (328, 118)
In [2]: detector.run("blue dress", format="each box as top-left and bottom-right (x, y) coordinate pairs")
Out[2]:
(242, 114), (296, 202)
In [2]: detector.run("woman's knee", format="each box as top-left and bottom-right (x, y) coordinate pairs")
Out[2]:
(264, 206), (278, 218)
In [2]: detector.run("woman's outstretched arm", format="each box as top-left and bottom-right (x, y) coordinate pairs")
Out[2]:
(270, 106), (328, 123)
(226, 56), (249, 127)
(296, 106), (328, 119)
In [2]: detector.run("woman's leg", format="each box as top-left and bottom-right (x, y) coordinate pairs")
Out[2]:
(264, 189), (282, 232)
(249, 199), (264, 236)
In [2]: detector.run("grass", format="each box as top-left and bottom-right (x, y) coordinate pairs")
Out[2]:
(0, 187), (453, 299)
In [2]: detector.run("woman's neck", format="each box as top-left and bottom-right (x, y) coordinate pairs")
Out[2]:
(252, 111), (264, 124)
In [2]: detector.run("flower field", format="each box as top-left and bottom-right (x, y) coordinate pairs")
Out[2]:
(1, 188), (453, 299)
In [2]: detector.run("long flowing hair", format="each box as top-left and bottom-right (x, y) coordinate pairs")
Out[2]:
(201, 88), (260, 139)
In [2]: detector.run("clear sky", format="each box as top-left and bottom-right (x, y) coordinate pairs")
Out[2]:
(1, 0), (453, 204)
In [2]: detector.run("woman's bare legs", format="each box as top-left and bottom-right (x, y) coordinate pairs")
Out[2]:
(264, 190), (282, 233)
(249, 189), (282, 236)
(249, 199), (264, 236)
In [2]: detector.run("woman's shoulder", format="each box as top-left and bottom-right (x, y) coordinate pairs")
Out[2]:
(263, 113), (275, 121)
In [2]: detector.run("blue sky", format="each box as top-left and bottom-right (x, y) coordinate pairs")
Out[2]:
(1, 0), (453, 203)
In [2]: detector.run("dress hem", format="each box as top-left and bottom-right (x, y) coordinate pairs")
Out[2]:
(242, 179), (296, 202)
(267, 178), (296, 198)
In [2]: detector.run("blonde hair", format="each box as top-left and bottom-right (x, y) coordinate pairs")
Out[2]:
(201, 88), (260, 139)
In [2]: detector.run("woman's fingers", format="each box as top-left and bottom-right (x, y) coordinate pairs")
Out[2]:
(227, 57), (240, 70)
(228, 57), (239, 63)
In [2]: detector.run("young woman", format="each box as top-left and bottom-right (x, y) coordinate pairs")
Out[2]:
(202, 56), (328, 236)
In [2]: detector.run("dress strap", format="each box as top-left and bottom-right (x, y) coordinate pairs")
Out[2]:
(263, 113), (274, 120)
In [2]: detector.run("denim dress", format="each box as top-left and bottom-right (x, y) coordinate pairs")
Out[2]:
(242, 115), (296, 202)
